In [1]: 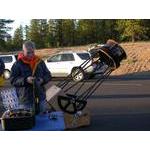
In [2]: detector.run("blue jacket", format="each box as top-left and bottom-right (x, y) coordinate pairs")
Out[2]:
(10, 59), (51, 108)
(0, 58), (5, 76)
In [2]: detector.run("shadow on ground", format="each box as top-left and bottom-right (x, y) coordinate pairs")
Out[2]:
(109, 71), (150, 80)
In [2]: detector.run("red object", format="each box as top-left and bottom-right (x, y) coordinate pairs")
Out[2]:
(18, 52), (41, 72)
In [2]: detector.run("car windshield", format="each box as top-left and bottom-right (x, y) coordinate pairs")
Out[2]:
(77, 53), (90, 60)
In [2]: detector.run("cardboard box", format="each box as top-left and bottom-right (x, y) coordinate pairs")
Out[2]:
(64, 110), (91, 129)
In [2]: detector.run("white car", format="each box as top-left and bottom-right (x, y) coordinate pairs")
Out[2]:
(45, 51), (94, 81)
(0, 54), (17, 79)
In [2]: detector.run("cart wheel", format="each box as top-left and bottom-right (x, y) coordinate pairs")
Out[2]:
(58, 95), (87, 114)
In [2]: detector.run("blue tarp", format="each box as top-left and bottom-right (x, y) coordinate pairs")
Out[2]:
(0, 111), (66, 131)
(31, 111), (65, 131)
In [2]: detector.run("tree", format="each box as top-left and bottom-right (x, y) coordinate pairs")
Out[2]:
(28, 19), (49, 49)
(0, 19), (13, 39)
(98, 20), (119, 42)
(48, 19), (57, 47)
(39, 19), (49, 47)
(0, 19), (13, 51)
(116, 19), (146, 42)
(48, 19), (76, 47)
(61, 19), (76, 46)
(141, 20), (150, 40)
(12, 19), (150, 50)
(24, 25), (30, 40)
(13, 25), (24, 50)
(28, 19), (42, 48)
(55, 19), (64, 47)
(76, 19), (92, 45)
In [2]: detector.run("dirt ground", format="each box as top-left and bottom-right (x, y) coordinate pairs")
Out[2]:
(35, 42), (150, 76)
(111, 42), (150, 76)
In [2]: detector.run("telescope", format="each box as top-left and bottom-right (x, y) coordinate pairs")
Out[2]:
(48, 40), (127, 114)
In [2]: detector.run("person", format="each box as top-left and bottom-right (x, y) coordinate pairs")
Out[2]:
(0, 58), (5, 86)
(10, 41), (51, 113)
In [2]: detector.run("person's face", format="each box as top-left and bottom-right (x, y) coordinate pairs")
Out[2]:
(23, 45), (35, 58)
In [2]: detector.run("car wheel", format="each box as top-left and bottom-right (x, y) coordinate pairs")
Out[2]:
(71, 68), (85, 82)
(3, 70), (11, 80)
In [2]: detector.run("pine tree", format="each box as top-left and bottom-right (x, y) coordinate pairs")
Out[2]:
(39, 19), (49, 47)
(116, 19), (146, 42)
(28, 19), (41, 48)
(28, 19), (48, 48)
(48, 19), (57, 47)
(55, 19), (64, 47)
(76, 19), (101, 45)
(0, 19), (13, 51)
(61, 19), (76, 46)
(13, 25), (24, 50)
(24, 25), (30, 40)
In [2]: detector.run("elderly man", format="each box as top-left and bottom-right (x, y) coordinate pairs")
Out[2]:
(10, 41), (51, 113)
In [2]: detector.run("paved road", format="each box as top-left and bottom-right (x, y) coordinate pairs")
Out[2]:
(75, 78), (150, 131)
(50, 76), (150, 131)
(1, 76), (150, 131)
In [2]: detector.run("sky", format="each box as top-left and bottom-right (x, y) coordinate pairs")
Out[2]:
(8, 19), (30, 36)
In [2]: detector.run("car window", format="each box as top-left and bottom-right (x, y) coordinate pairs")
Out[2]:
(0, 56), (13, 63)
(47, 54), (62, 62)
(77, 53), (90, 60)
(60, 54), (75, 61)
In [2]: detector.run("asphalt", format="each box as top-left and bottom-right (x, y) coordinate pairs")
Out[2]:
(49, 76), (150, 131)
(1, 75), (150, 131)
(76, 78), (150, 131)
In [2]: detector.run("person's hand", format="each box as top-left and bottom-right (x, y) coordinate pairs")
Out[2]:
(27, 76), (35, 84)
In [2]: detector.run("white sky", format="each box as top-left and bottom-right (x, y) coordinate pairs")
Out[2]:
(8, 19), (30, 36)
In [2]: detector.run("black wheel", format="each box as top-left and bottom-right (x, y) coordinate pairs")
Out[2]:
(58, 95), (87, 114)
(71, 67), (85, 82)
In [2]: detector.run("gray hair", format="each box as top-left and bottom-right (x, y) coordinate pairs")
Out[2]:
(23, 41), (36, 50)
